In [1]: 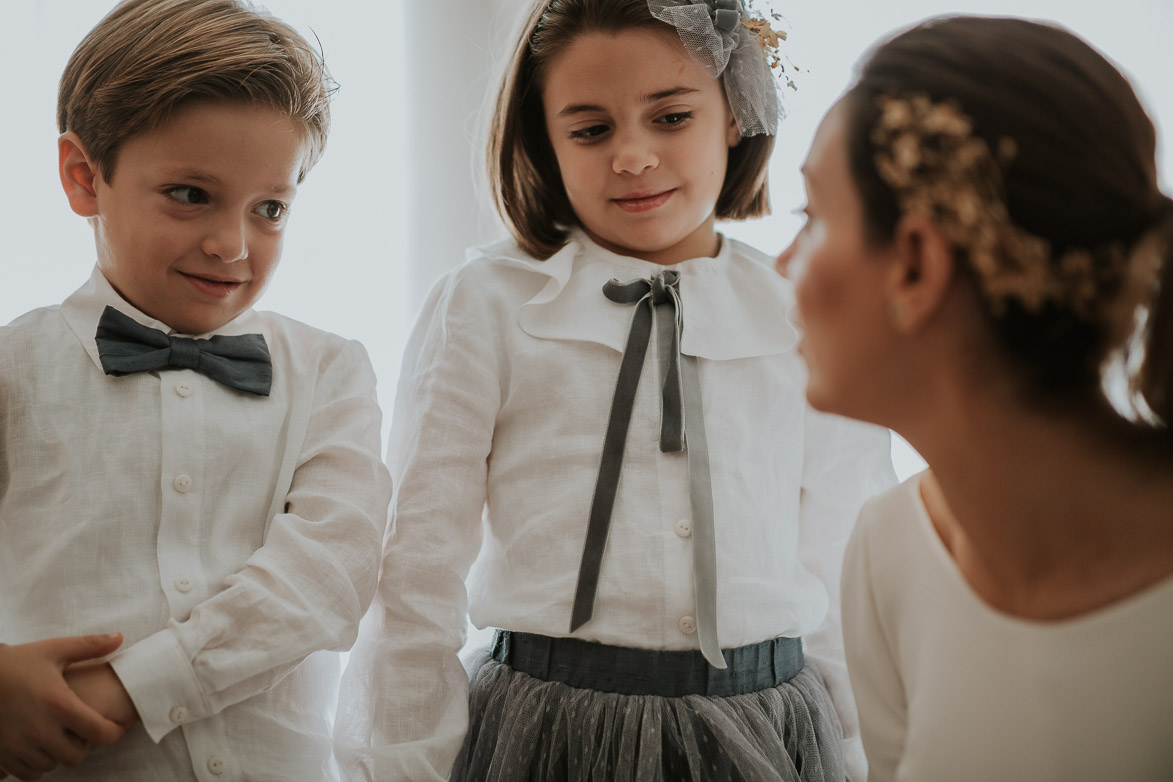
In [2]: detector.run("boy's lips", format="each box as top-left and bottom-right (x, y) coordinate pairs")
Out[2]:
(612, 189), (675, 213)
(180, 271), (246, 299)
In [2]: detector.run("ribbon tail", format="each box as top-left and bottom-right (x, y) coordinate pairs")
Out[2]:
(680, 353), (725, 669)
(655, 297), (684, 452)
(571, 298), (654, 633)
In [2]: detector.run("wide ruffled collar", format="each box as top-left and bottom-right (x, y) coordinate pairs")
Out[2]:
(468, 229), (798, 360)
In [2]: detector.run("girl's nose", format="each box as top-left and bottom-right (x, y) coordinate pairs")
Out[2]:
(201, 214), (248, 263)
(612, 130), (658, 176)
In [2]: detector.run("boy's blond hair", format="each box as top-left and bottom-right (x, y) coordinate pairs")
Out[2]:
(58, 0), (334, 183)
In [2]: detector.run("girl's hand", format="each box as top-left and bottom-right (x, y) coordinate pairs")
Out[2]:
(0, 635), (126, 780)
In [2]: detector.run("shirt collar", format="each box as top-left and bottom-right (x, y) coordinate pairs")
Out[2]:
(469, 229), (799, 360)
(60, 265), (263, 373)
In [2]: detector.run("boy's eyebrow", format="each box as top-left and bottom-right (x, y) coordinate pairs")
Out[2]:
(161, 168), (296, 195)
(556, 87), (701, 117)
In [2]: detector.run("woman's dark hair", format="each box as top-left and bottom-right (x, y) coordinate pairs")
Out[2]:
(842, 16), (1172, 429)
(488, 0), (775, 260)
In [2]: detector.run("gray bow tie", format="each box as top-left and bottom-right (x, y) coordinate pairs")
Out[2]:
(95, 306), (272, 396)
(571, 271), (725, 669)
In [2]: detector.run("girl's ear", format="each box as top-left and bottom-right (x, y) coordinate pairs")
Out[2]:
(726, 111), (741, 148)
(885, 212), (956, 334)
(59, 132), (101, 218)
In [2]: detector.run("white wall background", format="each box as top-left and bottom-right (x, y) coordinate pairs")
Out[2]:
(3, 0), (1171, 483)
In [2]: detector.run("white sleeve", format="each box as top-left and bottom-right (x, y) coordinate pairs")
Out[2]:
(334, 269), (499, 781)
(797, 408), (896, 782)
(841, 502), (907, 782)
(110, 339), (392, 743)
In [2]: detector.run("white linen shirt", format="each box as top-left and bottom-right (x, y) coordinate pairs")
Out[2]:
(0, 268), (392, 782)
(335, 233), (896, 781)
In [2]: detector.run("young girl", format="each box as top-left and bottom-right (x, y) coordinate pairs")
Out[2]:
(337, 1), (894, 780)
(777, 16), (1173, 782)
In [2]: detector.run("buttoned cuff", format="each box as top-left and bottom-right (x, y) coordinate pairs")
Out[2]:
(109, 627), (208, 743)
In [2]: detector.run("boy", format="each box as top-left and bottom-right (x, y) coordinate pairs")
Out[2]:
(0, 1), (392, 779)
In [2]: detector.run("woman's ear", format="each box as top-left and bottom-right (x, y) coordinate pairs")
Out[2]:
(884, 212), (956, 334)
(58, 132), (100, 218)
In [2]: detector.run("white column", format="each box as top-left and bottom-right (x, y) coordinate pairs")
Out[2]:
(404, 0), (526, 303)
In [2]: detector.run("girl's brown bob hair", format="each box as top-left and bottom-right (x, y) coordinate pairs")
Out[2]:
(488, 0), (775, 260)
(58, 0), (335, 184)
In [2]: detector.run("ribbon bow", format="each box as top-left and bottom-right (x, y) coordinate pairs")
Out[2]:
(95, 306), (273, 396)
(712, 0), (741, 32)
(570, 271), (725, 669)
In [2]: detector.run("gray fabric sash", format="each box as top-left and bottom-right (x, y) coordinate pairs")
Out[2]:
(570, 271), (725, 669)
(95, 306), (272, 396)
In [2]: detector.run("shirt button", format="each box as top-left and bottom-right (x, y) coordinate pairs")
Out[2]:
(174, 577), (193, 593)
(173, 474), (193, 493)
(169, 705), (188, 724)
(675, 519), (692, 538)
(175, 382), (193, 398)
(207, 756), (227, 775)
(678, 615), (697, 635)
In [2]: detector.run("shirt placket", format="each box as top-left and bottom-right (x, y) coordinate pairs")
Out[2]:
(156, 371), (238, 781)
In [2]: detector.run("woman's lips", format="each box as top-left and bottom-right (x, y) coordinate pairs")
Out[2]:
(181, 272), (244, 299)
(612, 189), (675, 213)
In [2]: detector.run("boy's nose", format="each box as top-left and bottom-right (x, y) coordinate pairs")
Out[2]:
(201, 215), (248, 263)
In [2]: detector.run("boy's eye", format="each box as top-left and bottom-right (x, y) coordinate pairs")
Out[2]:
(166, 185), (209, 205)
(656, 111), (694, 126)
(255, 201), (288, 221)
(569, 124), (609, 140)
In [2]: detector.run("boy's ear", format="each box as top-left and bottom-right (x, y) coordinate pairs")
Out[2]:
(58, 132), (101, 218)
(885, 212), (956, 334)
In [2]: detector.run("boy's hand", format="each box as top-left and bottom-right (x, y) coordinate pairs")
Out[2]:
(0, 634), (126, 780)
(63, 662), (139, 728)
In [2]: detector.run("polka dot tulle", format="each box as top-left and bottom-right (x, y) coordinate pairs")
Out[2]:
(450, 652), (846, 782)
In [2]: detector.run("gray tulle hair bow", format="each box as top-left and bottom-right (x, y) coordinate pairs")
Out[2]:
(647, 0), (781, 136)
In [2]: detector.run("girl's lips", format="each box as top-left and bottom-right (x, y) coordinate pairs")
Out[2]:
(181, 272), (244, 299)
(612, 189), (674, 213)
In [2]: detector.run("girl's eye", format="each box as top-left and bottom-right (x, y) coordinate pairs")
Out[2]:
(255, 201), (288, 222)
(166, 185), (208, 205)
(656, 111), (694, 126)
(569, 124), (609, 141)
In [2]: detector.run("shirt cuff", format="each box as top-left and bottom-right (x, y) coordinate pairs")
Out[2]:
(109, 627), (208, 743)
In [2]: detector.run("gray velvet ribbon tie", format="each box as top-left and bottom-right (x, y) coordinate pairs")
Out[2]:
(95, 305), (273, 396)
(570, 271), (725, 669)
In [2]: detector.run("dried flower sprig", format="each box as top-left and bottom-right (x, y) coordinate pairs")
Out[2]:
(740, 1), (799, 89)
(871, 93), (1136, 319)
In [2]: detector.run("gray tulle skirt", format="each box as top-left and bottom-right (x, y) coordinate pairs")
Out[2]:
(450, 638), (846, 782)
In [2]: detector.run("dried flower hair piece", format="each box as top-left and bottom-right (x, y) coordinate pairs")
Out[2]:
(647, 0), (795, 136)
(871, 93), (1133, 320)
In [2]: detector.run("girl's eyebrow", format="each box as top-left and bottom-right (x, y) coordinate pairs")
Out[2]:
(644, 86), (699, 103)
(556, 87), (701, 117)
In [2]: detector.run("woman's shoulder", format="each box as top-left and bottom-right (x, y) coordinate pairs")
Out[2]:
(852, 473), (932, 567)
